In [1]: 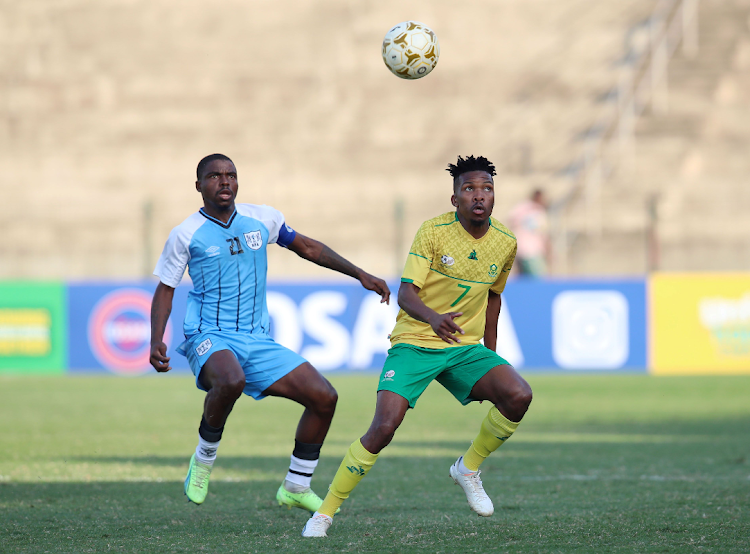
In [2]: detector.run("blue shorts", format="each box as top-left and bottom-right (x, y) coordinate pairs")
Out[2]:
(178, 331), (307, 400)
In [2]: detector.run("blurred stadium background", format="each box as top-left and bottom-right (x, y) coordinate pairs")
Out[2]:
(1, 0), (748, 376)
(1, 1), (749, 551)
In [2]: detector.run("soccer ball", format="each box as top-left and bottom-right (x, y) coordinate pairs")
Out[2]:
(382, 21), (440, 80)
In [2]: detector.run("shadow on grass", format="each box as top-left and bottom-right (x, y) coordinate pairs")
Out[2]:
(3, 448), (749, 554)
(0, 455), (490, 553)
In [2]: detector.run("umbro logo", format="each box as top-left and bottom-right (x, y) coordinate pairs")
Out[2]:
(205, 245), (221, 258)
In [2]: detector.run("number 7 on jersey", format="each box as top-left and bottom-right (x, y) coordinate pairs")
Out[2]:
(451, 283), (471, 307)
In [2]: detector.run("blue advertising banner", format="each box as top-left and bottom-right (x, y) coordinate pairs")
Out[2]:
(66, 278), (647, 374)
(66, 281), (400, 374)
(67, 283), (191, 374)
(501, 278), (647, 371)
(264, 282), (401, 372)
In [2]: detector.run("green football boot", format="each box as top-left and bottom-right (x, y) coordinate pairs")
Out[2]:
(184, 454), (213, 504)
(276, 484), (325, 515)
(276, 483), (341, 515)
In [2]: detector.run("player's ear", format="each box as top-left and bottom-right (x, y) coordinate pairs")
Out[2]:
(195, 180), (201, 193)
(450, 194), (458, 207)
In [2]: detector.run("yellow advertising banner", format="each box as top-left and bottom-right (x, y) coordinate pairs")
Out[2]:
(0, 308), (52, 356)
(651, 273), (750, 374)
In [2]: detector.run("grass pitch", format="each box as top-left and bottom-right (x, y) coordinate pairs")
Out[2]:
(1, 373), (749, 553)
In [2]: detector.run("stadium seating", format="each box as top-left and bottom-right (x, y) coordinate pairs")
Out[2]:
(0, 0), (747, 278)
(562, 0), (750, 274)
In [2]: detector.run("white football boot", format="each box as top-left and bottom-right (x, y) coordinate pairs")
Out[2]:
(301, 512), (333, 537)
(449, 457), (494, 516)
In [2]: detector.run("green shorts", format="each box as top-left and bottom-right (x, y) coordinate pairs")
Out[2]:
(377, 343), (510, 408)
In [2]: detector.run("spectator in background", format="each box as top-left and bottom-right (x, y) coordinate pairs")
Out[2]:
(509, 189), (550, 277)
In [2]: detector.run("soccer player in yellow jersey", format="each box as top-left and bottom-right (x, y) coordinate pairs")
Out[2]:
(302, 155), (533, 537)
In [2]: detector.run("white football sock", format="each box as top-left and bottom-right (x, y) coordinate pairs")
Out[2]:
(284, 455), (319, 491)
(195, 436), (220, 466)
(457, 456), (474, 475)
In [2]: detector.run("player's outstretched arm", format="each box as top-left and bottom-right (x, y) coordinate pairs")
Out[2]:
(484, 290), (502, 351)
(397, 282), (464, 344)
(150, 282), (175, 372)
(287, 233), (390, 304)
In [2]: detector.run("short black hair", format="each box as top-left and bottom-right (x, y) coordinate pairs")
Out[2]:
(446, 155), (496, 188)
(197, 153), (234, 180)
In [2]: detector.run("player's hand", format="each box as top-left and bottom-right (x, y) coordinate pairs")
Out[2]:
(359, 273), (391, 305)
(150, 342), (172, 372)
(428, 312), (464, 344)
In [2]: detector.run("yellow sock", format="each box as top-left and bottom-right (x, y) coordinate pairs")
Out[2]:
(462, 407), (519, 472)
(318, 439), (379, 517)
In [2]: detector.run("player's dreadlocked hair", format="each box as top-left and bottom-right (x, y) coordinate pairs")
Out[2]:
(197, 153), (234, 180)
(446, 155), (496, 189)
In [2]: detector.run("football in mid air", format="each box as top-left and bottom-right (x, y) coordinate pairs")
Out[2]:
(382, 21), (440, 80)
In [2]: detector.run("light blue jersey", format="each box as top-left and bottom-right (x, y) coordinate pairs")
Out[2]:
(154, 204), (296, 338)
(155, 203), (307, 398)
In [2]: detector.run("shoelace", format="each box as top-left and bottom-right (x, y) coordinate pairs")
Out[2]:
(464, 470), (487, 495)
(283, 488), (314, 500)
(191, 465), (210, 488)
(306, 515), (330, 531)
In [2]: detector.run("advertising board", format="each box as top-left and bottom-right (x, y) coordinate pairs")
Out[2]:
(65, 278), (649, 374)
(67, 283), (189, 374)
(0, 282), (66, 373)
(651, 273), (750, 374)
(503, 279), (647, 371)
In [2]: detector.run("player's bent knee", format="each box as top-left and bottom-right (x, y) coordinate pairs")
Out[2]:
(328, 387), (338, 407)
(319, 386), (338, 414)
(373, 418), (400, 445)
(308, 382), (337, 416)
(215, 374), (246, 399)
(507, 383), (533, 420)
(519, 384), (533, 409)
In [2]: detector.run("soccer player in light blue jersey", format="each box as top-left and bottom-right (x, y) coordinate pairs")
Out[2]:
(149, 153), (390, 514)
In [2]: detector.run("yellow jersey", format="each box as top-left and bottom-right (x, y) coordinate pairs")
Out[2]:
(391, 211), (517, 349)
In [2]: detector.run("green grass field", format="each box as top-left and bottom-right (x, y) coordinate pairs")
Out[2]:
(1, 374), (749, 553)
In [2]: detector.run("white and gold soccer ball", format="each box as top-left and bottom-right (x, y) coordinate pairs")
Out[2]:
(382, 21), (440, 80)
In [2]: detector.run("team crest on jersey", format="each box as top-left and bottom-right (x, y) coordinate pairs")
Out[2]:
(440, 254), (455, 267)
(488, 264), (498, 278)
(195, 338), (213, 356)
(243, 231), (262, 250)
